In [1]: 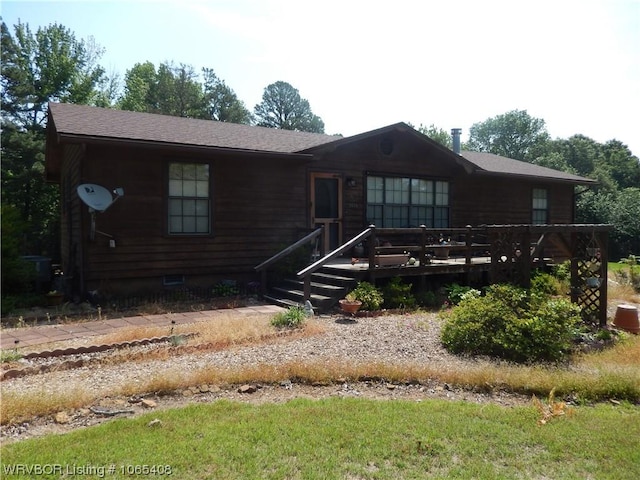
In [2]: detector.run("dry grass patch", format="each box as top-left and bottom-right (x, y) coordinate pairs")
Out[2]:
(1, 386), (94, 425)
(609, 282), (640, 304)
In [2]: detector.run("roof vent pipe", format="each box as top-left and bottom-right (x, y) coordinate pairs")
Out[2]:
(451, 128), (462, 154)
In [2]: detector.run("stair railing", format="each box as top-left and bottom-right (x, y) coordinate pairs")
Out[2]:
(254, 227), (324, 297)
(297, 227), (374, 302)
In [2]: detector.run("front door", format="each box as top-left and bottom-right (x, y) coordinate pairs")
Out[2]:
(310, 173), (342, 253)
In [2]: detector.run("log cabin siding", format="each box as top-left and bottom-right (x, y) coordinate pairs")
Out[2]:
(48, 105), (593, 298)
(452, 175), (576, 226)
(315, 135), (465, 240)
(73, 144), (309, 293)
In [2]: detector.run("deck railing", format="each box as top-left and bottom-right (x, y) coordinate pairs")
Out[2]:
(255, 223), (613, 326)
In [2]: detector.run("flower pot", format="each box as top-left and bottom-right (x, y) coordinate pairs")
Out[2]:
(613, 304), (639, 334)
(46, 293), (64, 306)
(339, 299), (362, 314)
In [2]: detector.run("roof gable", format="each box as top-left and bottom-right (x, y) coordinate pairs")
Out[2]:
(48, 102), (340, 153)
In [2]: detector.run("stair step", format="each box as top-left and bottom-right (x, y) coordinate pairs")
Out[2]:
(311, 272), (360, 287)
(271, 287), (333, 302)
(262, 295), (302, 309)
(282, 279), (346, 295)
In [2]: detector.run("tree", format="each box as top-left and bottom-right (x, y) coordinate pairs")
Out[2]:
(467, 109), (549, 161)
(600, 140), (640, 189)
(1, 21), (105, 127)
(416, 124), (452, 149)
(156, 62), (205, 118)
(254, 81), (324, 133)
(202, 68), (252, 124)
(1, 21), (105, 259)
(119, 61), (157, 112)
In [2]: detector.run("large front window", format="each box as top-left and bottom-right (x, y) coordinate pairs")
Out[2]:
(366, 176), (449, 228)
(168, 163), (210, 234)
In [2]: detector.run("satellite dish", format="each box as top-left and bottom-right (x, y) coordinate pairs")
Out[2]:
(77, 184), (114, 212)
(77, 183), (124, 241)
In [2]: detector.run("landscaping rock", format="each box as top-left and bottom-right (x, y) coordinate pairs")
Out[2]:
(238, 384), (257, 394)
(141, 399), (157, 409)
(54, 411), (70, 424)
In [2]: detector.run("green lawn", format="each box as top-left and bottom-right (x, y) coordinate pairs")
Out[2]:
(2, 397), (639, 479)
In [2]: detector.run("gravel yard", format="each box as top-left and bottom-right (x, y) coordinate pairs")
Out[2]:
(1, 311), (534, 442)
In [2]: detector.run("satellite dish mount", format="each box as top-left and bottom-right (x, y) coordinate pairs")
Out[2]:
(77, 184), (124, 241)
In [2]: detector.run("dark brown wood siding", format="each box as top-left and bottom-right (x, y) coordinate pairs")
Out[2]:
(60, 143), (84, 293)
(76, 144), (308, 294)
(314, 132), (466, 240)
(452, 175), (576, 226)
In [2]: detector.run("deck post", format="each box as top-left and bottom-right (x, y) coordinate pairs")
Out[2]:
(368, 225), (377, 269)
(303, 275), (311, 303)
(420, 225), (428, 265)
(598, 230), (609, 327)
(520, 226), (532, 288)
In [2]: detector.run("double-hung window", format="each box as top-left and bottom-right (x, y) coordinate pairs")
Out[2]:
(532, 188), (548, 224)
(366, 176), (449, 228)
(168, 162), (210, 234)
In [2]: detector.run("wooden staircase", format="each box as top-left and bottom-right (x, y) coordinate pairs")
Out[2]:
(264, 265), (364, 312)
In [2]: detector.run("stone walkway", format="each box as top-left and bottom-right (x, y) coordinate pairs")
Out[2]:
(0, 304), (285, 353)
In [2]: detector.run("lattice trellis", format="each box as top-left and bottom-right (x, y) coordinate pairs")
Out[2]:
(489, 229), (531, 287)
(571, 232), (606, 325)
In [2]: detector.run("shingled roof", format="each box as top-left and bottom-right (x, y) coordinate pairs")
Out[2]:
(460, 150), (596, 185)
(47, 103), (595, 186)
(48, 102), (340, 153)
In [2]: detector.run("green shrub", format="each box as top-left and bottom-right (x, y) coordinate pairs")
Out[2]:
(382, 277), (416, 309)
(551, 261), (571, 282)
(444, 283), (480, 306)
(441, 284), (582, 363)
(616, 255), (640, 292)
(415, 289), (440, 309)
(530, 271), (563, 296)
(350, 281), (384, 311)
(270, 306), (307, 328)
(212, 280), (239, 297)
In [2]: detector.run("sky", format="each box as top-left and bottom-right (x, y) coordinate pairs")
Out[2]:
(2, 0), (639, 156)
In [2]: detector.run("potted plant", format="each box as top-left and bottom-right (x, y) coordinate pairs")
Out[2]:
(46, 290), (64, 306)
(339, 292), (362, 314)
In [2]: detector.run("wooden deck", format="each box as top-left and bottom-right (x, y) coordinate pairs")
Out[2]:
(258, 224), (613, 324)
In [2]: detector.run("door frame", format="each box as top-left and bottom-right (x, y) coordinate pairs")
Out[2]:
(310, 172), (343, 253)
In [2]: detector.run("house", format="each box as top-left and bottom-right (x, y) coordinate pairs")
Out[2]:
(45, 102), (597, 303)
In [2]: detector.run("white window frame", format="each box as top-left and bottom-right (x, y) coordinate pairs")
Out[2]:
(168, 162), (211, 235)
(532, 188), (548, 225)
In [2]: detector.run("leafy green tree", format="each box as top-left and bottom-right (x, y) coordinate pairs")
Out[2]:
(601, 140), (640, 189)
(156, 62), (205, 118)
(610, 188), (640, 258)
(2, 21), (105, 125)
(119, 61), (157, 112)
(1, 205), (36, 294)
(416, 124), (452, 149)
(254, 81), (324, 133)
(467, 109), (549, 161)
(202, 68), (252, 123)
(1, 21), (105, 260)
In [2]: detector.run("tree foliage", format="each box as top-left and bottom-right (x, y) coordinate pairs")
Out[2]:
(1, 21), (105, 127)
(1, 21), (104, 260)
(118, 62), (251, 123)
(467, 109), (550, 161)
(254, 81), (325, 133)
(417, 124), (452, 149)
(202, 68), (252, 123)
